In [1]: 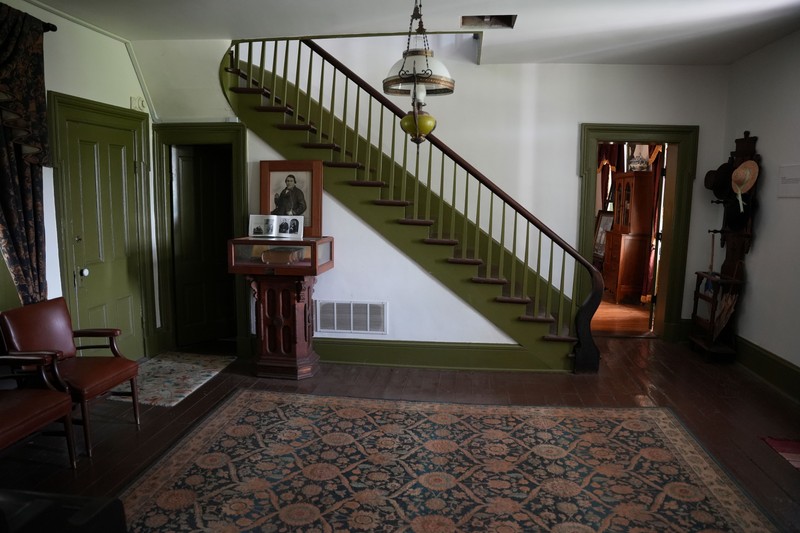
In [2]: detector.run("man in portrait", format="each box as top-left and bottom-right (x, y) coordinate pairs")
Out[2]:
(271, 174), (307, 215)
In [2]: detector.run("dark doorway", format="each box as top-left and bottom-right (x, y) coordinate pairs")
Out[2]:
(171, 144), (236, 347)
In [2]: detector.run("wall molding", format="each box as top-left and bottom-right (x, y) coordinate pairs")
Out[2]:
(736, 337), (800, 404)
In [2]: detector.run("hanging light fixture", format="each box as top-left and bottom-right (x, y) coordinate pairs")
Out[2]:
(382, 0), (454, 143)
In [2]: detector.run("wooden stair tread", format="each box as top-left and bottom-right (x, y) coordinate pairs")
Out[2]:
(229, 87), (268, 95)
(324, 161), (363, 169)
(373, 199), (411, 207)
(398, 219), (434, 226)
(255, 105), (293, 114)
(347, 180), (386, 187)
(422, 238), (459, 246)
(276, 123), (316, 132)
(495, 296), (532, 304)
(471, 276), (508, 285)
(519, 315), (555, 323)
(301, 142), (340, 150)
(447, 258), (483, 266)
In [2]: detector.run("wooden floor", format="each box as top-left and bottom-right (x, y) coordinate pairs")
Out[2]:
(592, 293), (654, 337)
(1, 337), (799, 531)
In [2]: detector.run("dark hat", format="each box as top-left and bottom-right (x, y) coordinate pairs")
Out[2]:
(704, 162), (733, 200)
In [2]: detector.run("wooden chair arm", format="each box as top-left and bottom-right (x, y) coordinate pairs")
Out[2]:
(0, 352), (56, 365)
(73, 328), (122, 338)
(73, 330), (125, 358)
(0, 351), (69, 392)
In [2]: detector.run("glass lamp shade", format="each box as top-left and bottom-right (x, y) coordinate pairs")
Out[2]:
(400, 109), (436, 144)
(382, 49), (455, 97)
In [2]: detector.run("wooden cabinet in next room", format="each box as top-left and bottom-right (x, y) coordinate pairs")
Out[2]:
(603, 171), (655, 304)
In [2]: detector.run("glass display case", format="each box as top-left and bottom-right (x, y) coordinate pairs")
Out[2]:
(227, 236), (333, 276)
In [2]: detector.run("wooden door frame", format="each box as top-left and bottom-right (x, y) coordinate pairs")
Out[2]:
(152, 122), (249, 356)
(578, 124), (699, 341)
(47, 91), (154, 353)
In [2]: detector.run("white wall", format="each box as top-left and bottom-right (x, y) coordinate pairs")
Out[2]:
(322, 37), (731, 321)
(6, 0), (147, 300)
(724, 30), (800, 367)
(131, 40), (234, 122)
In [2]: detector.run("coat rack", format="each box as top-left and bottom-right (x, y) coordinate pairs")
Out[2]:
(690, 131), (760, 354)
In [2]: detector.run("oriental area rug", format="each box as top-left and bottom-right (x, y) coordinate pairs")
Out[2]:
(121, 390), (776, 532)
(109, 352), (236, 407)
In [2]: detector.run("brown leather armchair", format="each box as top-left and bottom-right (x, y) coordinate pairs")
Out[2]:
(0, 353), (77, 469)
(0, 297), (140, 457)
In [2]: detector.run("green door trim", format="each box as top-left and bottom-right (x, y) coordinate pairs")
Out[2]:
(578, 123), (698, 340)
(152, 122), (248, 356)
(47, 91), (154, 353)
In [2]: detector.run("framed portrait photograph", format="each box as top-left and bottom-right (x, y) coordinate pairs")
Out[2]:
(260, 160), (323, 238)
(593, 210), (614, 257)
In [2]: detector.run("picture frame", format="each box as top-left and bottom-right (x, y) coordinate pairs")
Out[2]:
(260, 160), (323, 238)
(593, 210), (614, 258)
(249, 214), (304, 239)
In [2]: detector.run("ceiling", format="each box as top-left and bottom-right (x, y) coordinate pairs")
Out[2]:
(27, 0), (800, 65)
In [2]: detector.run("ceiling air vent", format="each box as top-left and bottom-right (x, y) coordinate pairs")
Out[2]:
(461, 15), (517, 30)
(316, 301), (387, 334)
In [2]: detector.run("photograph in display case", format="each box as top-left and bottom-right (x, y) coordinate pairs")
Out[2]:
(248, 214), (304, 239)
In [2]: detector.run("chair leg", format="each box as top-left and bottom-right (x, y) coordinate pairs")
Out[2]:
(63, 414), (77, 469)
(130, 376), (141, 426)
(80, 400), (93, 457)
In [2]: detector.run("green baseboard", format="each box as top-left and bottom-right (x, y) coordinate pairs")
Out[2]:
(313, 338), (571, 372)
(679, 317), (799, 404)
(736, 337), (800, 405)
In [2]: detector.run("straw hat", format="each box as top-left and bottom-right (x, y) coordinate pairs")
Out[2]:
(731, 160), (759, 213)
(731, 160), (759, 195)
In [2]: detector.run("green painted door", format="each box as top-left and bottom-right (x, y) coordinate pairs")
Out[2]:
(66, 122), (145, 357)
(171, 144), (235, 346)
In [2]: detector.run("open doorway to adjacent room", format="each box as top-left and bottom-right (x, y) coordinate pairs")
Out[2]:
(591, 141), (668, 338)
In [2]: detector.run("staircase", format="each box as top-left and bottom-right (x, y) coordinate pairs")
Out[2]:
(220, 39), (602, 373)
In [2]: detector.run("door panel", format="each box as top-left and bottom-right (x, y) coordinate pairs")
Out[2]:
(172, 144), (235, 346)
(67, 121), (144, 356)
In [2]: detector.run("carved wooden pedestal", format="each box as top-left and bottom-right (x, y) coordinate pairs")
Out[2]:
(249, 275), (319, 379)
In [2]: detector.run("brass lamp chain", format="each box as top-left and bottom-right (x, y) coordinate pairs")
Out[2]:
(399, 0), (432, 81)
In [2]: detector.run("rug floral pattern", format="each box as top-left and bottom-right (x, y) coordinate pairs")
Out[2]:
(122, 390), (776, 532)
(109, 352), (235, 407)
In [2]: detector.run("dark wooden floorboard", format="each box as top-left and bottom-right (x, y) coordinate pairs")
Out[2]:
(1, 337), (798, 530)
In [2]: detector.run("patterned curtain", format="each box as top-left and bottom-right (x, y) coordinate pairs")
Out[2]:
(0, 3), (51, 305)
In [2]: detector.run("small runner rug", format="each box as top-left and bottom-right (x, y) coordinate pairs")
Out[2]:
(109, 352), (236, 407)
(763, 437), (800, 470)
(121, 390), (776, 532)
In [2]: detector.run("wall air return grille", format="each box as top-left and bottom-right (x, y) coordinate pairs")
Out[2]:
(316, 301), (387, 334)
